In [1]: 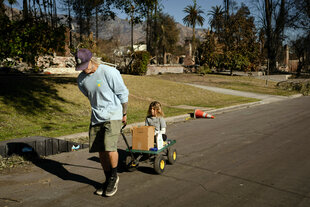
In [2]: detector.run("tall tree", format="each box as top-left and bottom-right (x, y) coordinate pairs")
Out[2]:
(233, 4), (259, 66)
(208, 5), (224, 37)
(253, 0), (299, 73)
(71, 0), (126, 45)
(142, 0), (158, 52)
(226, 3), (259, 74)
(123, 0), (162, 54)
(60, 0), (73, 46)
(132, 0), (159, 53)
(52, 0), (58, 28)
(291, 35), (308, 76)
(183, 0), (205, 55)
(147, 0), (162, 57)
(123, 1), (143, 51)
(205, 3), (259, 74)
(156, 12), (179, 64)
(92, 0), (122, 43)
(290, 0), (310, 75)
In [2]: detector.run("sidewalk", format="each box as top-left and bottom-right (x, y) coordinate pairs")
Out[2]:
(186, 83), (302, 104)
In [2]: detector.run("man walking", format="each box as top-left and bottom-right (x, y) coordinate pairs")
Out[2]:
(75, 48), (129, 197)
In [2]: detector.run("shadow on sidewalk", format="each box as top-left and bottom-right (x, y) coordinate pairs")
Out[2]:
(88, 149), (128, 173)
(88, 149), (158, 175)
(6, 142), (101, 189)
(32, 158), (101, 189)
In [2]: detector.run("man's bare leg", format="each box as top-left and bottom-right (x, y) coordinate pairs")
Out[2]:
(108, 151), (118, 168)
(104, 151), (119, 196)
(95, 152), (111, 196)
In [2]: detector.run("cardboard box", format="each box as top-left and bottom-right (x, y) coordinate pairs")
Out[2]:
(132, 126), (155, 151)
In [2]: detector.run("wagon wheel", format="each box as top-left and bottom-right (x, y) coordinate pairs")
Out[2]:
(125, 154), (138, 172)
(154, 154), (166, 174)
(167, 148), (177, 164)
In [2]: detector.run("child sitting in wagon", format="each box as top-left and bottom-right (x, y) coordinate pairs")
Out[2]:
(145, 101), (167, 148)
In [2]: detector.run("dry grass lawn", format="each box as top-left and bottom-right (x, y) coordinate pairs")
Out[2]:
(0, 74), (258, 141)
(153, 73), (299, 96)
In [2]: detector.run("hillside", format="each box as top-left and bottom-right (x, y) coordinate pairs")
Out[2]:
(96, 16), (206, 46)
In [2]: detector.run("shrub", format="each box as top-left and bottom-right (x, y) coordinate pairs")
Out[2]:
(198, 65), (213, 75)
(276, 80), (310, 96)
(130, 51), (150, 75)
(219, 52), (250, 71)
(101, 54), (113, 64)
(0, 19), (65, 67)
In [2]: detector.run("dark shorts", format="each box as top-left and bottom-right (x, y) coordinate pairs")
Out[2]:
(89, 120), (122, 153)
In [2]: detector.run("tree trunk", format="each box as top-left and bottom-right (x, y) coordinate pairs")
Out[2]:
(269, 48), (277, 74)
(68, 0), (72, 47)
(95, 6), (98, 43)
(79, 11), (83, 41)
(84, 2), (91, 37)
(38, 0), (43, 19)
(163, 46), (166, 64)
(28, 0), (31, 16)
(264, 0), (287, 73)
(226, 0), (229, 19)
(146, 10), (149, 52)
(296, 59), (303, 77)
(53, 0), (57, 28)
(131, 12), (133, 52)
(264, 0), (276, 73)
(23, 0), (28, 20)
(192, 26), (196, 57)
(42, 0), (47, 22)
(155, 0), (158, 64)
(48, 0), (53, 26)
(33, 0), (36, 19)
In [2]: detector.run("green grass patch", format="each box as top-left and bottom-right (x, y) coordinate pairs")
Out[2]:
(0, 74), (257, 141)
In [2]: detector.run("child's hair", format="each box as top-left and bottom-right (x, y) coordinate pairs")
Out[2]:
(147, 101), (164, 117)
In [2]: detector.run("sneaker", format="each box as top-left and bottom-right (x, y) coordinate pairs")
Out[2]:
(95, 181), (108, 196)
(105, 176), (119, 197)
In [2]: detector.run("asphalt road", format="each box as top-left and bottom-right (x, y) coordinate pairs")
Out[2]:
(1, 96), (310, 207)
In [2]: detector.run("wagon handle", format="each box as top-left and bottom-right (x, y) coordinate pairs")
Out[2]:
(121, 124), (127, 131)
(120, 124), (136, 162)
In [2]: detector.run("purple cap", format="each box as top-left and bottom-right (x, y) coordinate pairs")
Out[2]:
(75, 48), (92, 71)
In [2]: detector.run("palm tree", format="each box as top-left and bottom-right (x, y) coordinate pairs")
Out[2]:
(183, 0), (205, 55)
(208, 5), (224, 36)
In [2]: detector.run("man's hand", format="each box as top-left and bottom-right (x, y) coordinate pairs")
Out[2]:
(122, 114), (127, 125)
(122, 102), (128, 125)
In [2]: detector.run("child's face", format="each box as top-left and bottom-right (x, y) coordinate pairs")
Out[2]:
(151, 107), (156, 116)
